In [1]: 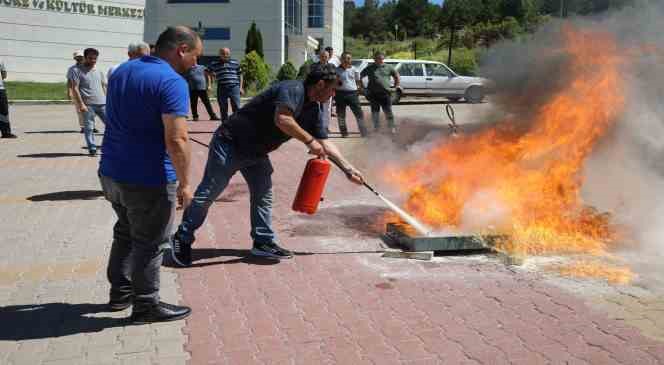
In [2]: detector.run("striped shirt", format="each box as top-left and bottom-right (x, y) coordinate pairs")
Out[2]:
(208, 59), (242, 88)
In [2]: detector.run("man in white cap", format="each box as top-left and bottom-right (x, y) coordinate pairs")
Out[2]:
(67, 50), (86, 133)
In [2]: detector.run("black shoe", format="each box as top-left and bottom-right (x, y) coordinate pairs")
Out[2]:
(89, 149), (97, 157)
(1, 133), (17, 139)
(192, 116), (199, 121)
(79, 128), (84, 133)
(170, 232), (192, 267)
(108, 296), (133, 311)
(93, 128), (99, 133)
(251, 242), (293, 260)
(210, 115), (220, 121)
(340, 131), (349, 138)
(130, 301), (191, 324)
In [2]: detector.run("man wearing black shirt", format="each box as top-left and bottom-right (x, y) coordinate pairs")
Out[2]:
(170, 64), (364, 266)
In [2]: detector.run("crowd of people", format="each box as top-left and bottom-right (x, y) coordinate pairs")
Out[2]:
(1, 26), (399, 324)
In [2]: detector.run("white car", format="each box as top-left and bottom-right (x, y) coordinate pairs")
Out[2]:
(351, 58), (489, 104)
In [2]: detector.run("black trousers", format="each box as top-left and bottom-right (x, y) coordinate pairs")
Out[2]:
(335, 90), (368, 136)
(99, 174), (177, 305)
(190, 89), (217, 119)
(0, 90), (11, 136)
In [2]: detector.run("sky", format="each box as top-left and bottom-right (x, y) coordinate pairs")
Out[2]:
(353, 0), (444, 5)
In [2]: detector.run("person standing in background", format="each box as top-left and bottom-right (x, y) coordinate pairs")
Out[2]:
(69, 48), (107, 156)
(207, 48), (243, 123)
(186, 61), (219, 121)
(67, 50), (86, 133)
(0, 58), (17, 139)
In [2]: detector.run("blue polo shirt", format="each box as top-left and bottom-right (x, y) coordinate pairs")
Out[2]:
(100, 56), (189, 185)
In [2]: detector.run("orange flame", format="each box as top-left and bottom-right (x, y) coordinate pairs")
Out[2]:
(385, 26), (627, 259)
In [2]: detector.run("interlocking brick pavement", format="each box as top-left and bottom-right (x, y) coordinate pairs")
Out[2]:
(176, 115), (664, 364)
(3, 104), (664, 365)
(0, 105), (189, 365)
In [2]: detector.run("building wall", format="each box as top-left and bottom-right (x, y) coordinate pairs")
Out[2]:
(0, 1), (145, 82)
(144, 0), (285, 70)
(305, 0), (343, 59)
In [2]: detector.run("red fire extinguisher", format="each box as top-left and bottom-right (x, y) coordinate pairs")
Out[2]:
(292, 158), (331, 214)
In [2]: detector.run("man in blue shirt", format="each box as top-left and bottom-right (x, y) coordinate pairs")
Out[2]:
(99, 26), (200, 324)
(170, 63), (365, 266)
(207, 47), (243, 123)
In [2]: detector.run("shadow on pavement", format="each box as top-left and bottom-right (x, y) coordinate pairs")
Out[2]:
(27, 190), (104, 202)
(17, 153), (89, 158)
(24, 130), (81, 134)
(163, 248), (280, 268)
(0, 303), (127, 341)
(291, 204), (390, 237)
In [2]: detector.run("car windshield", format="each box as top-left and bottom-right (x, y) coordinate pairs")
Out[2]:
(351, 60), (363, 67)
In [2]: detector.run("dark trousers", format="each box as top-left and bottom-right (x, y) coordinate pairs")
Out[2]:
(0, 90), (11, 136)
(368, 91), (395, 130)
(217, 85), (241, 122)
(335, 90), (368, 137)
(190, 89), (217, 119)
(99, 174), (177, 305)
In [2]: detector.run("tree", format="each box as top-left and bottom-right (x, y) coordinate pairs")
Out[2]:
(440, 0), (482, 66)
(276, 61), (297, 81)
(241, 51), (270, 91)
(245, 22), (264, 58)
(393, 0), (439, 38)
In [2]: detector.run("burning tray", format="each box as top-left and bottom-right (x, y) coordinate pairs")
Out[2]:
(384, 222), (508, 252)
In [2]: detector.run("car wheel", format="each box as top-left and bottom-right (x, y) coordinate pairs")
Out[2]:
(447, 97), (461, 102)
(391, 89), (402, 105)
(464, 86), (484, 103)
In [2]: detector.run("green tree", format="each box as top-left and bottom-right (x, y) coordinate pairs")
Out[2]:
(245, 22), (264, 58)
(241, 51), (270, 91)
(440, 0), (482, 66)
(393, 0), (439, 38)
(276, 61), (297, 81)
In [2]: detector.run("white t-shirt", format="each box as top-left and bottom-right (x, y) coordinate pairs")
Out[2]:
(336, 65), (360, 92)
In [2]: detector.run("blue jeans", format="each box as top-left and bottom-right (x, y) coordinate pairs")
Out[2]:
(83, 104), (107, 152)
(217, 85), (241, 122)
(177, 132), (275, 245)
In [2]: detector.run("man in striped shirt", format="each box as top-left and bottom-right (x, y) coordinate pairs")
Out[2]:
(206, 48), (244, 123)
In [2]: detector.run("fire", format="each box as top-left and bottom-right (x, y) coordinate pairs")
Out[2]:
(384, 26), (632, 278)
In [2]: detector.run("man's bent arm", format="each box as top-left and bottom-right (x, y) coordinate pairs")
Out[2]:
(274, 106), (314, 144)
(163, 114), (191, 188)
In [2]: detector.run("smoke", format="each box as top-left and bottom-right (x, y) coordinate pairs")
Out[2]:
(477, 2), (664, 279)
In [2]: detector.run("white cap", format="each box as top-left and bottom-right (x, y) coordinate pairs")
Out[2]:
(73, 50), (84, 59)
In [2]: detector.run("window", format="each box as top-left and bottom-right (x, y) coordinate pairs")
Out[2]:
(426, 63), (452, 77)
(398, 63), (424, 77)
(285, 0), (303, 35)
(168, 0), (229, 3)
(308, 0), (324, 28)
(202, 27), (230, 40)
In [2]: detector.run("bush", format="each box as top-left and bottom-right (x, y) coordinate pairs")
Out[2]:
(276, 61), (297, 81)
(240, 51), (271, 91)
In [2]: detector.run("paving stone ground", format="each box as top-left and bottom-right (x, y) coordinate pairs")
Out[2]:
(1, 103), (664, 365)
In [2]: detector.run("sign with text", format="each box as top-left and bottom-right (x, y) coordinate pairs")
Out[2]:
(1, 0), (144, 19)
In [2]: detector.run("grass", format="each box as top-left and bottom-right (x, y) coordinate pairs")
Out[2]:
(5, 82), (69, 101)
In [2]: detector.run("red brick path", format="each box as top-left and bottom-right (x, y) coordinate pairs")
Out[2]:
(178, 122), (664, 365)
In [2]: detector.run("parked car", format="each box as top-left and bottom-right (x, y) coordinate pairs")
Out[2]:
(351, 58), (490, 104)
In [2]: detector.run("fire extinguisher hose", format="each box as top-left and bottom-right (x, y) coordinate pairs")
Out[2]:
(327, 156), (380, 196)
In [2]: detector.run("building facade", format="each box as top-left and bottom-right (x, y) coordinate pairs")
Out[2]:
(144, 0), (343, 70)
(0, 0), (145, 82)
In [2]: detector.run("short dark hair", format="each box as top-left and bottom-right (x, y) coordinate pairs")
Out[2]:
(83, 48), (99, 57)
(325, 46), (333, 51)
(305, 63), (338, 86)
(340, 51), (351, 59)
(374, 51), (385, 58)
(155, 26), (200, 54)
